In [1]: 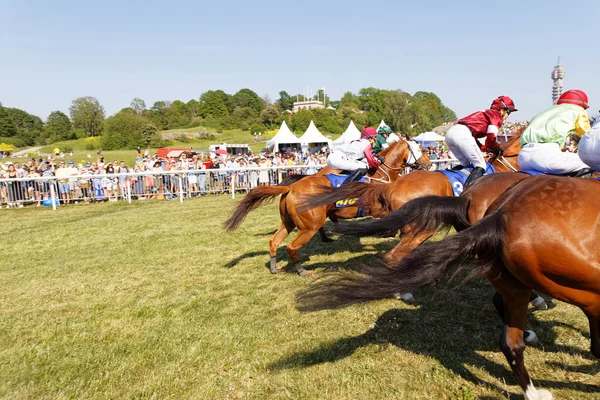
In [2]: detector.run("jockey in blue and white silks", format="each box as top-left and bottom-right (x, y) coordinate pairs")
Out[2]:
(579, 114), (600, 171)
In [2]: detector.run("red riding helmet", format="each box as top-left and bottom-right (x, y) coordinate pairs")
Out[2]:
(490, 96), (518, 113)
(361, 127), (378, 139)
(557, 89), (589, 109)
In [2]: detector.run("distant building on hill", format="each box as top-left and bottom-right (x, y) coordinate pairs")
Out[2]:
(293, 100), (324, 113)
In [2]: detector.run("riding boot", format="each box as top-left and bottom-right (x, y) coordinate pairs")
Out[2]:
(463, 166), (485, 188)
(341, 168), (368, 185)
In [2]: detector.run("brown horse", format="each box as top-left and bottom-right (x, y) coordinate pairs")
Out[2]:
(296, 129), (523, 225)
(297, 174), (600, 399)
(224, 139), (431, 276)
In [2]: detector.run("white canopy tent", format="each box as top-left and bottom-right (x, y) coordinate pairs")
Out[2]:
(333, 120), (361, 148)
(413, 131), (446, 148)
(266, 121), (302, 152)
(299, 120), (332, 151)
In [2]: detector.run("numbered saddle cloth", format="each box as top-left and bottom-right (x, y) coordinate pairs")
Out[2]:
(438, 162), (495, 197)
(325, 173), (368, 188)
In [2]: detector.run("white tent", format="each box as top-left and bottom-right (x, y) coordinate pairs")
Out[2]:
(333, 120), (361, 148)
(299, 120), (332, 149)
(413, 131), (445, 142)
(266, 121), (301, 151)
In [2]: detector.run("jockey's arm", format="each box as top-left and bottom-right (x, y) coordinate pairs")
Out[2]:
(483, 125), (500, 151)
(575, 111), (591, 137)
(363, 146), (381, 168)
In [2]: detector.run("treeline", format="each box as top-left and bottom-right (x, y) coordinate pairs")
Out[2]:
(0, 88), (456, 150)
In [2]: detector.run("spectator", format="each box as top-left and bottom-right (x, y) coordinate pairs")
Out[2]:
(54, 161), (72, 205)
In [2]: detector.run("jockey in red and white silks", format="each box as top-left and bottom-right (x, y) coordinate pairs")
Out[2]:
(579, 114), (600, 171)
(519, 90), (591, 174)
(445, 96), (517, 187)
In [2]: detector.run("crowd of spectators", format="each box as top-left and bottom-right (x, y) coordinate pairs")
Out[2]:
(0, 148), (331, 208)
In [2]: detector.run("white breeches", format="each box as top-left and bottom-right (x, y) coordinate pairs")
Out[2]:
(578, 126), (600, 171)
(327, 151), (367, 171)
(444, 124), (486, 169)
(518, 142), (589, 174)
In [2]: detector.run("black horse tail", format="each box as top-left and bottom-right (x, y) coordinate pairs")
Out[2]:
(296, 182), (382, 214)
(296, 211), (506, 311)
(333, 195), (471, 237)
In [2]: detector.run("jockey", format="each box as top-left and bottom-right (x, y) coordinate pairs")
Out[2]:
(445, 96), (517, 187)
(519, 89), (591, 174)
(373, 126), (392, 154)
(327, 127), (382, 185)
(578, 111), (600, 171)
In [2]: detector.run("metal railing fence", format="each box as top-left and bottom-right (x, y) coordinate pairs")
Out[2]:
(0, 159), (456, 210)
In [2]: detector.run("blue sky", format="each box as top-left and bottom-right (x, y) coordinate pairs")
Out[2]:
(1, 0), (599, 124)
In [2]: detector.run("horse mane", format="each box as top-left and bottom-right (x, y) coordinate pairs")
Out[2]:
(503, 124), (527, 154)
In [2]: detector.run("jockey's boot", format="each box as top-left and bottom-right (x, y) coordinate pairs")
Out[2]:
(463, 166), (485, 188)
(342, 168), (368, 185)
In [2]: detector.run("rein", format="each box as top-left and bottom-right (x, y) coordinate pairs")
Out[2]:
(372, 141), (428, 183)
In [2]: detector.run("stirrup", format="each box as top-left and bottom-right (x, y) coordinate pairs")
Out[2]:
(566, 167), (594, 178)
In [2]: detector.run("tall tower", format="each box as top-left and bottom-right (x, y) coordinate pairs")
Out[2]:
(551, 57), (565, 105)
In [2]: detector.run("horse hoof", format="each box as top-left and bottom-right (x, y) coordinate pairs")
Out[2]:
(524, 387), (553, 400)
(530, 296), (548, 311)
(524, 330), (539, 346)
(298, 269), (316, 277)
(270, 268), (285, 274)
(394, 292), (416, 303)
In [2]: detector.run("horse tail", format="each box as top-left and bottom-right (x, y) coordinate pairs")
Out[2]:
(296, 182), (377, 214)
(223, 186), (290, 232)
(333, 195), (471, 237)
(296, 211), (505, 311)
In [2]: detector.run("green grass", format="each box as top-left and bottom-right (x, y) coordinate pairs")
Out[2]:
(0, 196), (598, 399)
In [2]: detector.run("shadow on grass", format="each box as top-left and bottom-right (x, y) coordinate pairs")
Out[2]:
(269, 280), (599, 396)
(227, 220), (397, 274)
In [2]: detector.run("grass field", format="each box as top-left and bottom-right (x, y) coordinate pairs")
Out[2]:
(1, 195), (598, 399)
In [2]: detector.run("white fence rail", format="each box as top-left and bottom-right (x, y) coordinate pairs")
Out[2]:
(0, 159), (457, 210)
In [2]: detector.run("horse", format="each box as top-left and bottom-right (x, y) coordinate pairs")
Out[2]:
(296, 128), (523, 223)
(296, 174), (600, 399)
(224, 139), (431, 276)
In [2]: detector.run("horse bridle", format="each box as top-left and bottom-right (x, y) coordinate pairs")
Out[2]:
(371, 140), (429, 183)
(490, 150), (519, 172)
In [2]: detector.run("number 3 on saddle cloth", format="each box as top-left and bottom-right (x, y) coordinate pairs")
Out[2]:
(325, 172), (369, 217)
(438, 163), (495, 197)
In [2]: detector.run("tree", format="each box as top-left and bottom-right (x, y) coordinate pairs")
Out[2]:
(275, 91), (294, 112)
(4, 107), (44, 145)
(339, 91), (360, 110)
(44, 111), (73, 143)
(130, 98), (146, 114)
(101, 108), (148, 150)
(198, 90), (230, 119)
(140, 123), (162, 147)
(187, 99), (200, 118)
(260, 106), (281, 128)
(231, 88), (265, 114)
(170, 100), (191, 127)
(0, 104), (18, 137)
(69, 96), (105, 137)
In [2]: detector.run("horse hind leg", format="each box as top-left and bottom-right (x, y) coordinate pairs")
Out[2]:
(493, 281), (553, 399)
(286, 229), (320, 276)
(269, 220), (295, 274)
(319, 227), (334, 243)
(586, 311), (600, 358)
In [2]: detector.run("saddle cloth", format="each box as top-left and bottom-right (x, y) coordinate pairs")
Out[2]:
(325, 173), (368, 188)
(437, 163), (496, 197)
(324, 173), (367, 217)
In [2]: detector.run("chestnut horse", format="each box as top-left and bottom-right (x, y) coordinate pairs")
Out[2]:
(297, 174), (600, 399)
(296, 129), (523, 221)
(224, 140), (431, 276)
